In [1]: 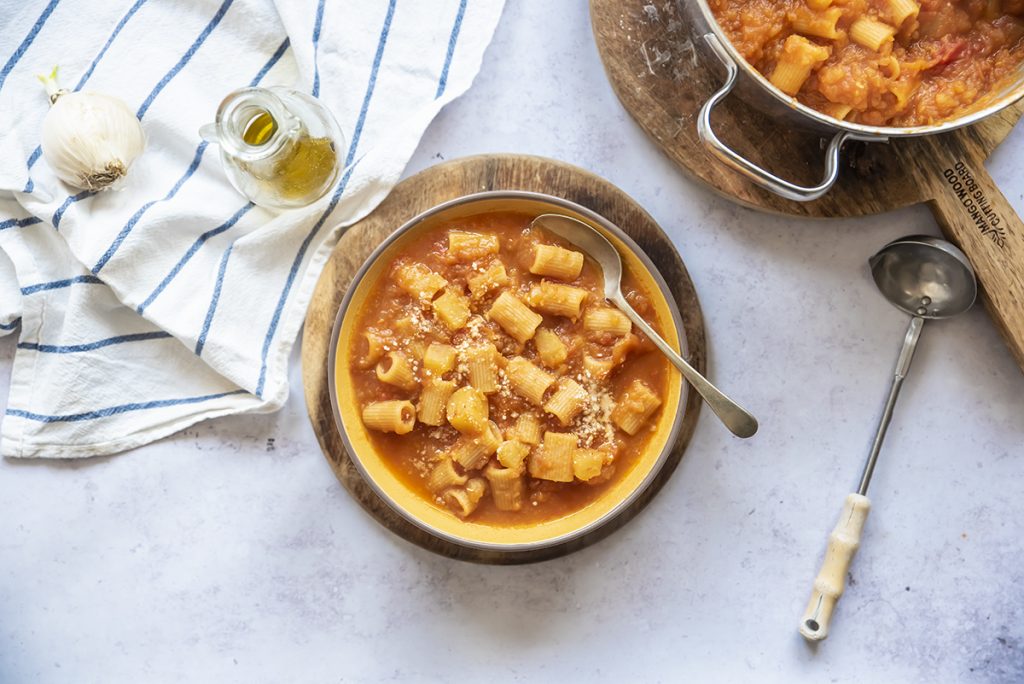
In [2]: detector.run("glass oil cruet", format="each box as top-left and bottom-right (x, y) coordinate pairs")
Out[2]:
(200, 86), (344, 210)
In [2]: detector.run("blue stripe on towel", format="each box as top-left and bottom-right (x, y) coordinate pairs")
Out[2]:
(6, 389), (248, 423)
(0, 216), (42, 231)
(136, 0), (235, 119)
(0, 319), (22, 331)
(436, 0), (467, 98)
(311, 0), (326, 96)
(92, 142), (210, 274)
(23, 0), (150, 193)
(251, 37), (290, 87)
(253, 0), (397, 398)
(52, 190), (94, 229)
(74, 0), (149, 90)
(0, 0), (61, 94)
(22, 148), (42, 192)
(138, 203), (253, 315)
(137, 40), (288, 313)
(18, 330), (171, 354)
(195, 244), (234, 356)
(20, 274), (103, 295)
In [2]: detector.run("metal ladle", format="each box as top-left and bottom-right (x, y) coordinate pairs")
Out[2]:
(530, 214), (758, 438)
(799, 235), (978, 642)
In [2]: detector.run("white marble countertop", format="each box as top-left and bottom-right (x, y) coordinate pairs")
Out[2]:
(3, 3), (1023, 683)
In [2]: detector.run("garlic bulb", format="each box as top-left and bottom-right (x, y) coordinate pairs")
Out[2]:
(38, 66), (145, 191)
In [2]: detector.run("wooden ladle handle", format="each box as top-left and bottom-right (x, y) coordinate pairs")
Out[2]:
(916, 134), (1024, 371)
(799, 493), (871, 641)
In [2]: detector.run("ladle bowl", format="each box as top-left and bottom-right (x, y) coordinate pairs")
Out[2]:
(869, 235), (977, 319)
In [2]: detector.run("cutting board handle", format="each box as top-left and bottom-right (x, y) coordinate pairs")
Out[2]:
(925, 138), (1024, 371)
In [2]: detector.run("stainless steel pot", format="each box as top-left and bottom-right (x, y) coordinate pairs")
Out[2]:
(684, 0), (1024, 201)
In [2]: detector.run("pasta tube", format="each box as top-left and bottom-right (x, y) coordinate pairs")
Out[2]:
(376, 351), (418, 391)
(487, 291), (542, 343)
(530, 244), (584, 280)
(529, 431), (577, 482)
(362, 400), (416, 435)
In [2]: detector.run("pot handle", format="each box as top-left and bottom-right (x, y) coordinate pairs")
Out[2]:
(697, 33), (870, 202)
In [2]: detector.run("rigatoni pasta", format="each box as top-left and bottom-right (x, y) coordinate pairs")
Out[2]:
(427, 457), (468, 492)
(355, 330), (385, 369)
(432, 288), (472, 330)
(467, 260), (510, 299)
(544, 378), (588, 425)
(349, 213), (670, 524)
(611, 379), (663, 436)
(487, 291), (543, 343)
(462, 342), (501, 393)
(452, 421), (503, 470)
(376, 351), (418, 391)
(362, 400), (416, 435)
(505, 357), (555, 405)
(448, 231), (500, 260)
(526, 282), (588, 319)
(442, 477), (488, 518)
(848, 18), (896, 52)
(584, 307), (632, 337)
(507, 412), (542, 445)
(529, 431), (577, 482)
(484, 462), (525, 511)
(417, 378), (457, 426)
(770, 35), (830, 96)
(886, 0), (919, 27)
(530, 244), (584, 281)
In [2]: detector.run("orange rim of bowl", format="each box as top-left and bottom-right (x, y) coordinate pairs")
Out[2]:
(328, 191), (688, 552)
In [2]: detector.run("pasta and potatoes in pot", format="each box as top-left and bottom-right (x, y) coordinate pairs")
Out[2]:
(347, 213), (670, 524)
(710, 0), (1024, 126)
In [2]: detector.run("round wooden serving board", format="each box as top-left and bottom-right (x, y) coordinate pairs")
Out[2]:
(592, 0), (1024, 371)
(302, 155), (706, 564)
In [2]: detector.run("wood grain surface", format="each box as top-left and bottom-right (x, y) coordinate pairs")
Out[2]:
(591, 0), (1024, 370)
(302, 154), (707, 564)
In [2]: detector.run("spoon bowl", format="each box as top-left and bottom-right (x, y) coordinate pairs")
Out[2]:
(530, 213), (758, 438)
(869, 235), (977, 319)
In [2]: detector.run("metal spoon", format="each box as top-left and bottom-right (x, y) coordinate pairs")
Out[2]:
(799, 234), (977, 642)
(530, 213), (758, 439)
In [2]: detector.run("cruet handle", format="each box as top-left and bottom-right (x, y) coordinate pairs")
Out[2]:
(199, 123), (220, 144)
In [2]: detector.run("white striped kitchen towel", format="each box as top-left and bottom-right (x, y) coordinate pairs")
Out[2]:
(0, 0), (504, 457)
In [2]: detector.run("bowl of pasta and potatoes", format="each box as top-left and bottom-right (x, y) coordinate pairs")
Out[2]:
(327, 191), (688, 552)
(684, 0), (1024, 200)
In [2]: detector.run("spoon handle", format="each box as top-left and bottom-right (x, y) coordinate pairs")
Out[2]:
(610, 291), (758, 438)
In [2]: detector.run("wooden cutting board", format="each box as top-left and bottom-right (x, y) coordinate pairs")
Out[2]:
(591, 0), (1024, 371)
(302, 154), (706, 564)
